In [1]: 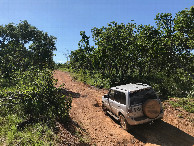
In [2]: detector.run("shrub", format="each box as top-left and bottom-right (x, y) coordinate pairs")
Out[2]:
(0, 68), (71, 122)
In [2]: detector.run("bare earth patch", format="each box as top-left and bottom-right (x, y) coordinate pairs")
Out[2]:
(54, 70), (194, 146)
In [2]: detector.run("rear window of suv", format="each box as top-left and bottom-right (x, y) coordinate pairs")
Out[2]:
(130, 88), (157, 105)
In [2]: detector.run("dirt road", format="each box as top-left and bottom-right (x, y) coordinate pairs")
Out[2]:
(54, 70), (194, 146)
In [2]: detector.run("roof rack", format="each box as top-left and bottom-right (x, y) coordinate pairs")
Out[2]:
(112, 83), (151, 92)
(136, 83), (143, 85)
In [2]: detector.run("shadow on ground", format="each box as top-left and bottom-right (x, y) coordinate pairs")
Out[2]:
(107, 113), (194, 146)
(55, 117), (91, 146)
(129, 120), (194, 146)
(59, 88), (80, 98)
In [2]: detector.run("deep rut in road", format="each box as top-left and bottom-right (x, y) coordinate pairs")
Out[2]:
(54, 70), (194, 146)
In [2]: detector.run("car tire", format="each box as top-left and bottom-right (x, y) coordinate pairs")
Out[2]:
(119, 114), (129, 131)
(143, 99), (161, 119)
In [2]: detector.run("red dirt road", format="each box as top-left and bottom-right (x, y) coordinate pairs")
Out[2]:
(54, 70), (194, 146)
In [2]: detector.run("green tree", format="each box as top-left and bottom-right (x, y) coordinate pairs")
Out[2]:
(0, 21), (71, 123)
(69, 8), (194, 97)
(0, 20), (56, 80)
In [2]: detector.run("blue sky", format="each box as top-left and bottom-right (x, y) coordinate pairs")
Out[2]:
(0, 0), (193, 63)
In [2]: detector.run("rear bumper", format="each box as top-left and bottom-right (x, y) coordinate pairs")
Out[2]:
(126, 112), (164, 125)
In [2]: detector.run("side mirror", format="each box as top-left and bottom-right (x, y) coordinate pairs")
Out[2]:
(104, 94), (109, 98)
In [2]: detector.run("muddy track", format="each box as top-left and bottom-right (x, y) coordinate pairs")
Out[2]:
(54, 70), (194, 146)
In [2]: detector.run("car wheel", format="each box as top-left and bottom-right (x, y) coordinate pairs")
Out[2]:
(119, 115), (129, 131)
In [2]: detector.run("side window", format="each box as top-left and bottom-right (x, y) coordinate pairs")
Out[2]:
(114, 91), (126, 105)
(114, 91), (120, 102)
(120, 92), (126, 105)
(108, 90), (115, 100)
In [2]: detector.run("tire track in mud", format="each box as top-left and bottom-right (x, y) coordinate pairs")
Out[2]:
(54, 70), (194, 146)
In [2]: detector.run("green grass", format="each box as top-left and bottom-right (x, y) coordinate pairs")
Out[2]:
(58, 68), (110, 89)
(57, 67), (69, 72)
(169, 97), (194, 113)
(0, 114), (58, 145)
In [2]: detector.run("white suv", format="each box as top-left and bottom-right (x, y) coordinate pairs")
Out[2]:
(102, 83), (164, 130)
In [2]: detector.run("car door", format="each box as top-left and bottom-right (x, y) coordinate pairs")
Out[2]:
(112, 91), (127, 116)
(110, 90), (126, 116)
(107, 89), (115, 112)
(110, 95), (118, 115)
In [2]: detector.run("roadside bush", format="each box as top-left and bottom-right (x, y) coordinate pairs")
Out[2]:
(0, 68), (72, 145)
(169, 98), (194, 113)
(0, 114), (58, 145)
(0, 20), (72, 145)
(0, 21), (71, 122)
(0, 68), (71, 122)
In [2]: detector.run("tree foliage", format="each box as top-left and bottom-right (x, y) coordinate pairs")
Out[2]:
(0, 21), (71, 123)
(69, 8), (194, 97)
(0, 20), (56, 80)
